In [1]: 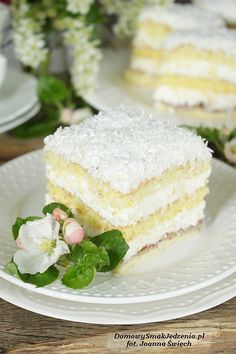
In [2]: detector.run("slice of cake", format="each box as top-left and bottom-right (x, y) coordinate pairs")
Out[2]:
(154, 29), (236, 127)
(126, 4), (224, 87)
(194, 0), (236, 28)
(44, 108), (212, 274)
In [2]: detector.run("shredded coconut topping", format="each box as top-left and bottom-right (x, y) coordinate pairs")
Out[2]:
(164, 28), (236, 57)
(44, 108), (212, 194)
(139, 4), (224, 30)
(194, 0), (236, 24)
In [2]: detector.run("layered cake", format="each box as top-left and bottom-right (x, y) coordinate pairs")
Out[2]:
(44, 108), (212, 273)
(154, 29), (236, 126)
(126, 4), (224, 87)
(194, 0), (236, 28)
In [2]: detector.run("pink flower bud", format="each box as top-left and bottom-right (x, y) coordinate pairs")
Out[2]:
(53, 208), (68, 222)
(60, 108), (73, 125)
(64, 219), (84, 245)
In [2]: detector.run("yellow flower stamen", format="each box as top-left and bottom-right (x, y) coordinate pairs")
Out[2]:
(40, 239), (56, 256)
(230, 146), (236, 154)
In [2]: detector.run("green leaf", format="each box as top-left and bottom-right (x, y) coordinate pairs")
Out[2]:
(81, 240), (99, 253)
(37, 75), (69, 105)
(71, 241), (110, 271)
(9, 103), (61, 139)
(4, 260), (20, 279)
(18, 266), (59, 287)
(43, 202), (73, 217)
(86, 3), (105, 25)
(95, 247), (111, 272)
(12, 216), (42, 240)
(63, 240), (110, 289)
(71, 243), (84, 263)
(10, 118), (59, 139)
(91, 230), (129, 272)
(229, 128), (236, 141)
(61, 264), (95, 289)
(196, 127), (221, 142)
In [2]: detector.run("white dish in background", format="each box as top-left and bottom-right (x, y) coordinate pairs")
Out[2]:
(0, 3), (9, 46)
(85, 49), (236, 129)
(0, 68), (39, 128)
(0, 274), (235, 324)
(0, 150), (235, 304)
(0, 102), (40, 134)
(0, 54), (7, 91)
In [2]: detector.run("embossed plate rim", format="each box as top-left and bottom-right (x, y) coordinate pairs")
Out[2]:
(0, 150), (235, 304)
(0, 274), (235, 324)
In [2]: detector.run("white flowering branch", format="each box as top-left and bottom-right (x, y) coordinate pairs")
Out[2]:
(12, 0), (101, 96)
(12, 0), (172, 97)
(14, 17), (48, 69)
(12, 1), (48, 70)
(63, 19), (102, 96)
(66, 0), (94, 15)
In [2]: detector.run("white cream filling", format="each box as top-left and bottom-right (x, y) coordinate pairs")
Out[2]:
(154, 85), (236, 112)
(130, 57), (160, 75)
(133, 32), (164, 51)
(46, 165), (210, 227)
(159, 60), (236, 85)
(123, 202), (205, 261)
(131, 57), (236, 86)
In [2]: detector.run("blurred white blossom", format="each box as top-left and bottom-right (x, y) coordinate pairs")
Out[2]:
(224, 138), (236, 164)
(101, 0), (173, 37)
(60, 107), (93, 125)
(66, 0), (93, 15)
(13, 18), (48, 69)
(64, 20), (102, 96)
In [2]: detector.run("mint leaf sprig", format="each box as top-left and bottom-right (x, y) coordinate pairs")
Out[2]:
(62, 240), (110, 289)
(5, 202), (129, 290)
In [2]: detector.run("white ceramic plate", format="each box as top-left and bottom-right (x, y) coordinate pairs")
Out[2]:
(0, 151), (236, 304)
(0, 102), (41, 134)
(0, 68), (39, 127)
(85, 49), (236, 129)
(0, 274), (235, 324)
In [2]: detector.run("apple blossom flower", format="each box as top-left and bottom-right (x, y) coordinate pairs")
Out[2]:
(52, 208), (68, 222)
(63, 218), (84, 245)
(60, 107), (93, 125)
(224, 138), (236, 164)
(14, 215), (69, 274)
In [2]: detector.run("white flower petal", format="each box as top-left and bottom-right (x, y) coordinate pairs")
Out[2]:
(37, 253), (57, 273)
(19, 218), (49, 244)
(18, 215), (60, 249)
(17, 225), (39, 253)
(48, 240), (70, 265)
(14, 250), (49, 274)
